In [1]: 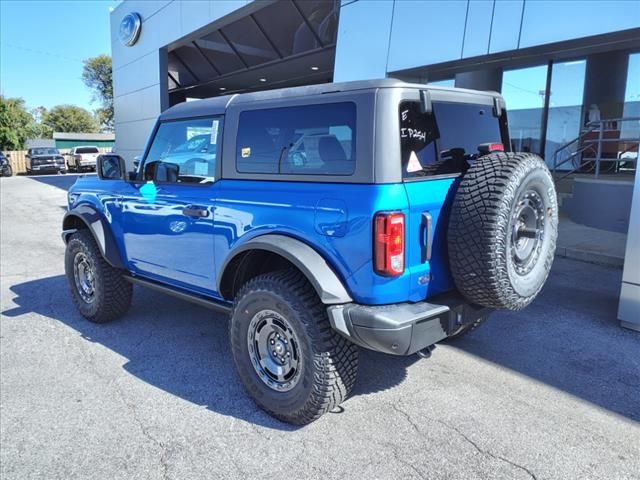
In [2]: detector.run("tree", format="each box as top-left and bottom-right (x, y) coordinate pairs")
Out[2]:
(43, 105), (99, 134)
(30, 106), (53, 139)
(82, 55), (113, 131)
(0, 96), (37, 150)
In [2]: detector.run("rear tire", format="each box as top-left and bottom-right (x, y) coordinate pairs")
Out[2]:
(229, 269), (358, 425)
(448, 152), (558, 310)
(65, 230), (132, 323)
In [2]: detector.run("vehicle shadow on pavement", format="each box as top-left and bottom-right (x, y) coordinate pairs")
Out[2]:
(4, 258), (637, 425)
(447, 257), (640, 422)
(25, 173), (95, 191)
(2, 274), (416, 430)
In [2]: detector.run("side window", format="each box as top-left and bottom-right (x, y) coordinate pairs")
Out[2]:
(236, 102), (356, 176)
(143, 116), (222, 184)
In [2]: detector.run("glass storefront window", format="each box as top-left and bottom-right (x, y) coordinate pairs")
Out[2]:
(544, 60), (586, 168)
(501, 65), (548, 154)
(622, 53), (640, 144)
(428, 79), (454, 87)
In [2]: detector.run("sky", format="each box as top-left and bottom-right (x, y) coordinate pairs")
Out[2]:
(0, 0), (120, 112)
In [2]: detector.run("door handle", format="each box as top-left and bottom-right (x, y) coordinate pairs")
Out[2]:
(420, 211), (432, 263)
(183, 206), (209, 218)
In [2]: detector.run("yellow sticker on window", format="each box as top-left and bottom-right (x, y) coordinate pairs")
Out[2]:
(241, 147), (251, 158)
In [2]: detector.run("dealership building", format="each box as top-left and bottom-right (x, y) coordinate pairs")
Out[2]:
(110, 0), (640, 326)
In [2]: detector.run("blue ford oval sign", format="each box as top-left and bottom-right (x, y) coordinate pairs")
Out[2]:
(119, 12), (142, 47)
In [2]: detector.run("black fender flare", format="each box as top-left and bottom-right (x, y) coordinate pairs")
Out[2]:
(218, 234), (353, 305)
(62, 205), (126, 269)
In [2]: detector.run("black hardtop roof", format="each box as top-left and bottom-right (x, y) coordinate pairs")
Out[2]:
(159, 78), (503, 121)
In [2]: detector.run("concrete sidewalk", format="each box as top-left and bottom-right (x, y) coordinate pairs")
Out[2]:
(557, 214), (627, 268)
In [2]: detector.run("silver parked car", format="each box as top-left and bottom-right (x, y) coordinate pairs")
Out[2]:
(67, 146), (100, 172)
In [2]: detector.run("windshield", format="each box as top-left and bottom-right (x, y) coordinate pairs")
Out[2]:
(76, 147), (99, 154)
(31, 148), (59, 156)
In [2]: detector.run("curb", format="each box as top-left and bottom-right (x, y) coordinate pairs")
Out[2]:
(555, 246), (624, 268)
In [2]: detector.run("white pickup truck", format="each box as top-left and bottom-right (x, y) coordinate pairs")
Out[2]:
(67, 146), (100, 172)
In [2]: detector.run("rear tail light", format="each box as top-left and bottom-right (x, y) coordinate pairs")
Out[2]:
(478, 143), (505, 155)
(374, 212), (405, 276)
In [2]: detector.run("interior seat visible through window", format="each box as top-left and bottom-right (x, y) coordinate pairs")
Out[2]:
(318, 135), (351, 173)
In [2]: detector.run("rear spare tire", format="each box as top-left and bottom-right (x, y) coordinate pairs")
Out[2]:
(448, 152), (558, 310)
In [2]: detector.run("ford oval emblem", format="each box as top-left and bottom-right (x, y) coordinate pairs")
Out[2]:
(119, 12), (142, 47)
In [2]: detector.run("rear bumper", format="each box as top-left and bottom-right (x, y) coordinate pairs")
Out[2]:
(327, 293), (490, 355)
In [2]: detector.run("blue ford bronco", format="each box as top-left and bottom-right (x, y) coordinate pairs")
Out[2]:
(63, 79), (558, 424)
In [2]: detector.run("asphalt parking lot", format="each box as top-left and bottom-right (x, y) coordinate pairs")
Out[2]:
(1, 174), (639, 480)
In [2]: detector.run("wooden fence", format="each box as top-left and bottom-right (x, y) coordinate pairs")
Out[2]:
(4, 148), (112, 174)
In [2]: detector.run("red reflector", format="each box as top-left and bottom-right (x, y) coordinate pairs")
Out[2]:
(488, 143), (504, 152)
(374, 212), (405, 276)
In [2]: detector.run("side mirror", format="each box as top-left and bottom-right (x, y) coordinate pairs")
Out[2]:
(156, 162), (179, 182)
(133, 155), (141, 169)
(97, 154), (126, 180)
(143, 160), (179, 182)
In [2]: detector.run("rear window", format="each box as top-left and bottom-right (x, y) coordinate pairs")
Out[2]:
(236, 102), (356, 176)
(76, 147), (99, 154)
(400, 101), (504, 178)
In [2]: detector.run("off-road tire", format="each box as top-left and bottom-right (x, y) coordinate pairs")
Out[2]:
(65, 230), (133, 323)
(448, 152), (558, 310)
(230, 269), (358, 425)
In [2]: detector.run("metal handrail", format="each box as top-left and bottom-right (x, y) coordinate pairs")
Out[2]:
(552, 116), (640, 179)
(552, 125), (598, 172)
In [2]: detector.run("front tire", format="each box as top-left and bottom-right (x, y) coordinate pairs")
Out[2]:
(230, 269), (358, 425)
(65, 230), (133, 323)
